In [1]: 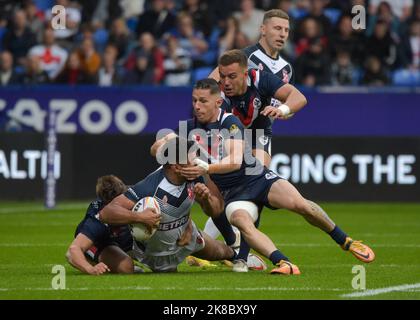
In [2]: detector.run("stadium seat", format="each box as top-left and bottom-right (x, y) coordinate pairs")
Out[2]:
(33, 0), (54, 11)
(392, 69), (420, 86)
(324, 9), (342, 25)
(192, 67), (213, 83)
(126, 17), (139, 34)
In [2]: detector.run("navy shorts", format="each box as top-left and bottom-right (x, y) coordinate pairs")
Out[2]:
(221, 167), (282, 210)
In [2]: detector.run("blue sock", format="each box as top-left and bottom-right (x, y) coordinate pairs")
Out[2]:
(211, 213), (236, 247)
(328, 225), (348, 245)
(269, 250), (289, 265)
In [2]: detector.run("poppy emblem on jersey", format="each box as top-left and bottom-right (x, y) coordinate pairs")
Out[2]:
(196, 235), (204, 245)
(282, 69), (289, 83)
(187, 185), (194, 199)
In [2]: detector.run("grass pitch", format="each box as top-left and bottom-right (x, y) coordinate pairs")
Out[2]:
(0, 201), (419, 300)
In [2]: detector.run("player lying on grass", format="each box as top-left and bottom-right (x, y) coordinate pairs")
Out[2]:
(99, 137), (265, 272)
(66, 175), (160, 275)
(151, 78), (375, 274)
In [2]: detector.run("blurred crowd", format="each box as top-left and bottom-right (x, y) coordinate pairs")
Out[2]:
(0, 0), (419, 88)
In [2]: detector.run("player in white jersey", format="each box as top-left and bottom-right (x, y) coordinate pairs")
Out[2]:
(99, 138), (261, 272)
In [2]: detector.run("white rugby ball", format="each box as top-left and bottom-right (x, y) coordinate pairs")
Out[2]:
(131, 197), (160, 241)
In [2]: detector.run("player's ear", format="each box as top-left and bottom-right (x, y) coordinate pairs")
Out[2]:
(215, 96), (223, 107)
(260, 23), (265, 36)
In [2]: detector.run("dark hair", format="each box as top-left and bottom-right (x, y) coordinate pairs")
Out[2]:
(157, 137), (197, 167)
(218, 49), (248, 68)
(96, 175), (127, 204)
(263, 9), (290, 23)
(193, 78), (221, 95)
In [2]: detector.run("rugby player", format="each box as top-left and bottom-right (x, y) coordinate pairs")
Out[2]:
(66, 175), (160, 275)
(98, 138), (263, 272)
(153, 79), (375, 273)
(204, 9), (296, 244)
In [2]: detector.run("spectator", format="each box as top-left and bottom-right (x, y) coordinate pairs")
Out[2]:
(330, 14), (365, 66)
(163, 36), (192, 86)
(367, 1), (401, 38)
(123, 32), (164, 84)
(366, 19), (398, 70)
(77, 37), (101, 76)
(294, 17), (327, 56)
(369, 0), (414, 22)
(108, 18), (133, 61)
(97, 44), (123, 86)
(330, 50), (357, 85)
(19, 55), (50, 85)
(361, 55), (390, 86)
(2, 9), (36, 67)
(28, 27), (68, 80)
(304, 0), (332, 36)
(55, 51), (95, 84)
(44, 0), (82, 49)
(169, 12), (209, 68)
(233, 0), (265, 44)
(136, 0), (176, 39)
(183, 0), (213, 37)
(0, 51), (20, 85)
(24, 0), (45, 43)
(400, 20), (420, 69)
(295, 36), (330, 86)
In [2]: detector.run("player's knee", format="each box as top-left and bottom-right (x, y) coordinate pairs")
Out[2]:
(230, 211), (255, 235)
(117, 257), (134, 274)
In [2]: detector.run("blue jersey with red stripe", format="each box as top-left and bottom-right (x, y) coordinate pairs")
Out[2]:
(221, 69), (285, 137)
(178, 109), (263, 191)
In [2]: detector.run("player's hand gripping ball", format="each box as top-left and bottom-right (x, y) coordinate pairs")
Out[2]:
(131, 197), (161, 241)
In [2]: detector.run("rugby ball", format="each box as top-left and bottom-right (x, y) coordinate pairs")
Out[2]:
(131, 197), (161, 241)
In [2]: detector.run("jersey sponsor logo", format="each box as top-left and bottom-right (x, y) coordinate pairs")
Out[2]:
(265, 171), (279, 180)
(158, 215), (189, 231)
(258, 63), (264, 71)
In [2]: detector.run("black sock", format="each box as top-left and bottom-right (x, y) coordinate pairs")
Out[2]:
(211, 213), (236, 246)
(328, 225), (348, 246)
(269, 250), (289, 265)
(236, 233), (251, 261)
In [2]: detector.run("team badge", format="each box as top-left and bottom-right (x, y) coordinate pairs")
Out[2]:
(265, 171), (278, 180)
(253, 97), (261, 109)
(229, 124), (239, 134)
(258, 135), (269, 146)
(258, 63), (264, 71)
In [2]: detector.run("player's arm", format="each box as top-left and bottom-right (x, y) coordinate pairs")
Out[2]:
(261, 83), (307, 119)
(179, 138), (244, 180)
(66, 234), (110, 275)
(208, 66), (220, 82)
(194, 177), (224, 217)
(150, 132), (178, 157)
(99, 194), (160, 228)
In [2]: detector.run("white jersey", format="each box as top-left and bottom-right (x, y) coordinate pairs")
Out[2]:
(124, 167), (203, 258)
(243, 43), (293, 84)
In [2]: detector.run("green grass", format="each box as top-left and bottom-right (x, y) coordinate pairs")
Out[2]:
(0, 201), (419, 300)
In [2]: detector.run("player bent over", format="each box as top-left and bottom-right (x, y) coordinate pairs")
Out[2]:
(66, 175), (160, 275)
(99, 138), (264, 272)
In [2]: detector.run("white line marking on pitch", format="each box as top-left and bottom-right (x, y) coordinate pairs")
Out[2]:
(341, 283), (420, 298)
